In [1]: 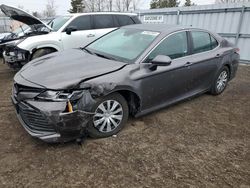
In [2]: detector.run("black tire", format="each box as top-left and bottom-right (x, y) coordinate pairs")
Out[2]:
(210, 66), (230, 95)
(87, 93), (129, 138)
(31, 48), (56, 60)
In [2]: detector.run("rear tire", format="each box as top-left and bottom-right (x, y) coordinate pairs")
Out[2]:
(210, 66), (229, 95)
(31, 48), (56, 60)
(87, 93), (129, 138)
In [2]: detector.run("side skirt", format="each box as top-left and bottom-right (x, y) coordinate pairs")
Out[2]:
(134, 89), (210, 118)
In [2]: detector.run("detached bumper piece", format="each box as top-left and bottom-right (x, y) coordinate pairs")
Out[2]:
(11, 85), (94, 143)
(3, 45), (30, 69)
(17, 102), (60, 142)
(12, 99), (93, 143)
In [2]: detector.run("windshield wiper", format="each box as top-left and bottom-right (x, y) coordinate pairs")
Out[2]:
(82, 48), (118, 61)
(82, 48), (94, 55)
(93, 52), (117, 61)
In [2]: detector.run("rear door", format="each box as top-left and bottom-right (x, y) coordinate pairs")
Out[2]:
(61, 15), (95, 49)
(92, 15), (117, 39)
(187, 30), (221, 93)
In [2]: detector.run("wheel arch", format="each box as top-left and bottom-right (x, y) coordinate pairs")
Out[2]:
(223, 63), (231, 79)
(31, 46), (58, 54)
(110, 89), (141, 116)
(30, 46), (58, 60)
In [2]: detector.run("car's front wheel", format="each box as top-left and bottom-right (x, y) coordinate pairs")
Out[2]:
(87, 93), (129, 138)
(210, 66), (229, 95)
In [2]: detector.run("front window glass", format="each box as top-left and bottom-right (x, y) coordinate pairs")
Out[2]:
(66, 16), (91, 30)
(48, 16), (72, 31)
(145, 31), (188, 63)
(86, 28), (159, 63)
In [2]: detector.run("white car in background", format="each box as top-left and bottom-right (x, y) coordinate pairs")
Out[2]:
(0, 4), (141, 69)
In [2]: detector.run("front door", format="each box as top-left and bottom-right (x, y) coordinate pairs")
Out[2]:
(138, 31), (195, 111)
(61, 15), (96, 49)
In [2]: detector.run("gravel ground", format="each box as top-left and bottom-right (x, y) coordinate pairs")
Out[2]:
(0, 61), (249, 187)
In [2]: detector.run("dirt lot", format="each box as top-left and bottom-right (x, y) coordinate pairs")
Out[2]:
(0, 61), (249, 188)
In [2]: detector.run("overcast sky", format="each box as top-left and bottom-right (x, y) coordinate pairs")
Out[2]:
(1, 0), (216, 15)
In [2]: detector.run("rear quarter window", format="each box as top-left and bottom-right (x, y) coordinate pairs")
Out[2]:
(116, 15), (135, 26)
(131, 16), (141, 24)
(211, 35), (219, 49)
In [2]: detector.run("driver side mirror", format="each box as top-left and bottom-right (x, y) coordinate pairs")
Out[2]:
(149, 55), (172, 70)
(65, 26), (77, 35)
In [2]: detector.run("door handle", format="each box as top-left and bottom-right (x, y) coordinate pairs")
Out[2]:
(87, 34), (95, 38)
(184, 62), (192, 67)
(215, 53), (221, 58)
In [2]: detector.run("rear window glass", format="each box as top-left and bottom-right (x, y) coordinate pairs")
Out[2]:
(93, 15), (115, 29)
(191, 31), (218, 54)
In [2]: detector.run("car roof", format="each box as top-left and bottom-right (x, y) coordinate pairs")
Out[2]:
(67, 12), (138, 17)
(122, 24), (214, 35)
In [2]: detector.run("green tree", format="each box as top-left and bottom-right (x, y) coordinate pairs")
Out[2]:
(167, 0), (179, 7)
(184, 0), (192, 6)
(150, 0), (159, 9)
(68, 0), (84, 13)
(150, 0), (179, 9)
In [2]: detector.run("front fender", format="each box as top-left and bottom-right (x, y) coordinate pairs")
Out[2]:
(34, 44), (62, 52)
(17, 34), (63, 53)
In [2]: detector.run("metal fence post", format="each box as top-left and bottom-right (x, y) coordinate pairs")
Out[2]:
(235, 6), (245, 45)
(3, 17), (7, 32)
(176, 10), (180, 25)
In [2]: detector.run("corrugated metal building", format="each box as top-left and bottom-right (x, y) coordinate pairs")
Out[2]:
(0, 17), (11, 33)
(138, 2), (250, 63)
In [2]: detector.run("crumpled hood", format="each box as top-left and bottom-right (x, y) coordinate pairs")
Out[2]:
(0, 4), (52, 30)
(17, 49), (127, 89)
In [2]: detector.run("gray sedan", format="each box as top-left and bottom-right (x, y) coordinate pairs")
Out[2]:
(12, 24), (239, 142)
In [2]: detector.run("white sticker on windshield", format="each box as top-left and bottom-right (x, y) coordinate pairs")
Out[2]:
(141, 31), (159, 36)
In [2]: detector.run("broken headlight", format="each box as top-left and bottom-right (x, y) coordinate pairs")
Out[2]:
(37, 90), (84, 102)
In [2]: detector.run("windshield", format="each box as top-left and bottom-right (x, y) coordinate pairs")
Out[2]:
(48, 16), (72, 31)
(86, 28), (160, 63)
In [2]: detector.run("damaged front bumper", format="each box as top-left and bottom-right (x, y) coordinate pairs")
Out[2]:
(11, 91), (94, 143)
(3, 45), (30, 69)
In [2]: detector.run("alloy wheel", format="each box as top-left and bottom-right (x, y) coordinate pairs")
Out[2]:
(216, 70), (228, 93)
(93, 100), (123, 133)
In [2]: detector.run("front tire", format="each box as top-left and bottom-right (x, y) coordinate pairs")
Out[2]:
(87, 93), (129, 138)
(210, 66), (229, 95)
